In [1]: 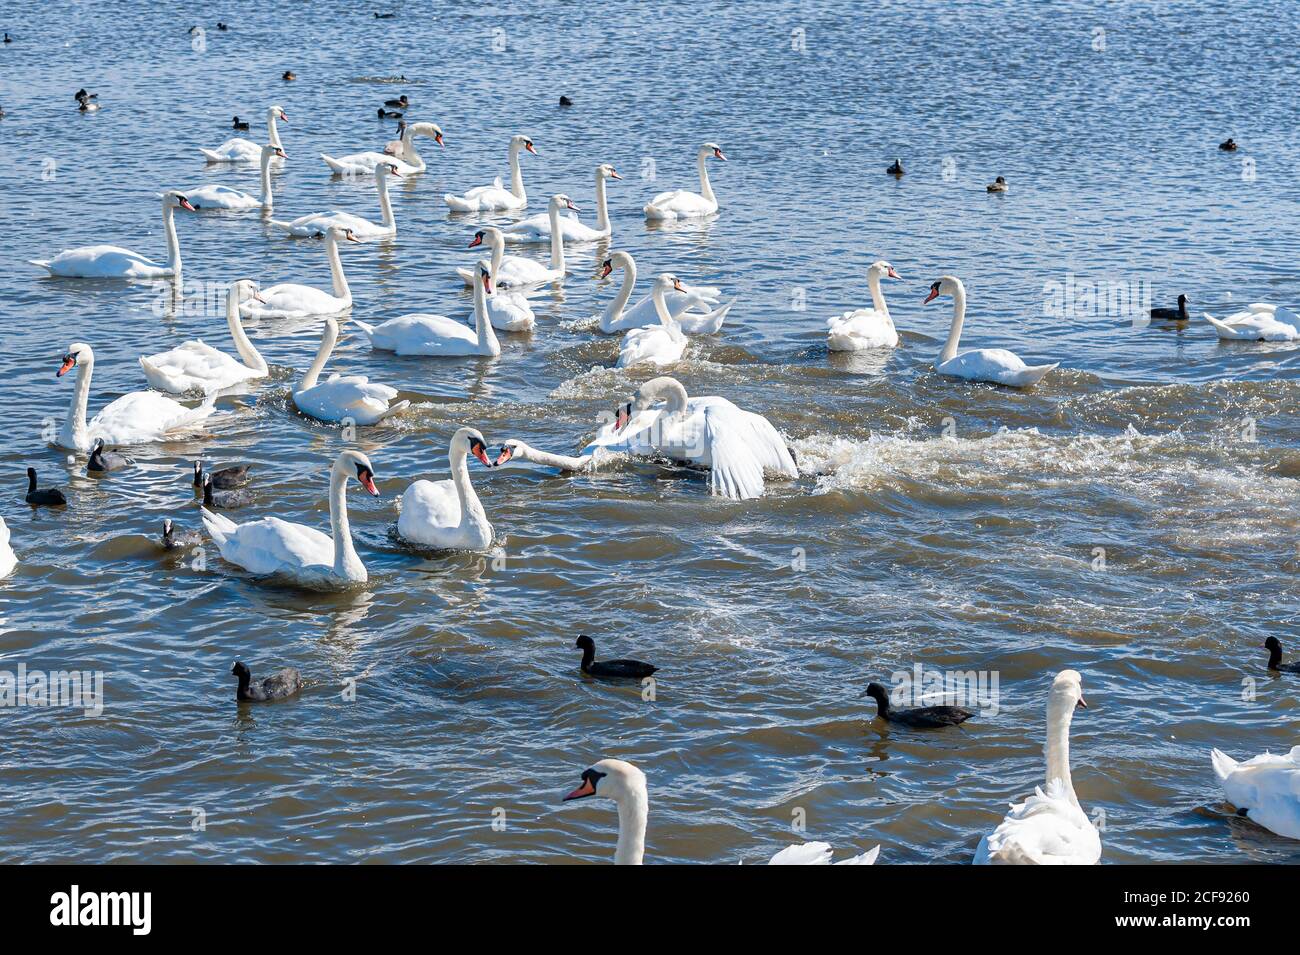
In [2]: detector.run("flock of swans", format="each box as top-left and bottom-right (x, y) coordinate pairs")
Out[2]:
(9, 97), (1299, 865)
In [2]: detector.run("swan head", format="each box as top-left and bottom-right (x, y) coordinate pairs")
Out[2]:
(409, 121), (444, 147)
(57, 343), (92, 377)
(870, 260), (901, 281)
(230, 278), (264, 304)
(598, 163), (622, 181)
(493, 438), (529, 467)
(923, 275), (963, 305)
(551, 193), (580, 213)
(376, 160), (403, 180)
(563, 758), (645, 804)
(468, 227), (502, 251)
(262, 143), (288, 161)
(268, 104), (288, 122)
(1049, 669), (1087, 711)
(327, 226), (361, 243)
(701, 142), (727, 161)
(656, 273), (686, 295)
(474, 259), (494, 295)
(163, 191), (197, 212)
(598, 251), (632, 279)
(512, 134), (537, 156)
(333, 450), (379, 496)
(451, 426), (493, 467)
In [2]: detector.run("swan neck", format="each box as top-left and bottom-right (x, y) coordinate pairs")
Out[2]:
(549, 201), (565, 271)
(1044, 695), (1078, 806)
(226, 288), (266, 373)
(450, 444), (487, 527)
(867, 271), (888, 315)
(376, 173), (395, 229)
(643, 376), (688, 414)
(652, 281), (676, 328)
(401, 128), (424, 170)
(473, 273), (501, 355)
(64, 354), (94, 451)
(267, 112), (282, 148)
(301, 322), (336, 391)
(325, 233), (350, 301)
(697, 150), (715, 204)
(328, 464), (363, 581)
(527, 447), (592, 471)
(489, 232), (504, 284)
(607, 258), (636, 323)
(260, 149), (274, 210)
(939, 284), (966, 364)
(508, 142), (526, 201)
(594, 172), (610, 233)
(613, 784), (648, 865)
(162, 203), (182, 273)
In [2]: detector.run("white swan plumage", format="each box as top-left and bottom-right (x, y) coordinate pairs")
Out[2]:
(444, 134), (536, 212)
(974, 670), (1101, 865)
(200, 105), (287, 163)
(0, 516), (16, 580)
(1211, 745), (1300, 840)
(30, 192), (195, 278)
(616, 274), (689, 368)
(766, 843), (880, 865)
(354, 259), (501, 357)
(598, 250), (733, 334)
(455, 197), (575, 290)
(582, 376), (798, 501)
(826, 260), (901, 350)
(644, 143), (725, 220)
(292, 318), (408, 425)
(320, 120), (443, 176)
(454, 227), (536, 331)
(396, 427), (495, 550)
(270, 161), (401, 239)
(492, 439), (592, 472)
(925, 275), (1059, 387)
(502, 163), (620, 242)
(55, 342), (217, 452)
(185, 144), (285, 211)
(242, 226), (358, 319)
(1204, 303), (1300, 341)
(201, 450), (379, 587)
(139, 279), (268, 394)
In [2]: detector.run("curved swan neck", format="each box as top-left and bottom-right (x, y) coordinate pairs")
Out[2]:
(267, 111), (282, 148)
(606, 255), (636, 323)
(508, 140), (526, 202)
(325, 232), (350, 301)
(488, 231), (504, 284)
(401, 127), (424, 171)
(1044, 693), (1079, 806)
(939, 282), (966, 364)
(259, 149), (274, 211)
(473, 272), (501, 356)
(226, 287), (266, 373)
(548, 200), (566, 271)
(162, 202), (182, 274)
(652, 280), (677, 328)
(639, 376), (689, 415)
(521, 445), (592, 471)
(449, 442), (488, 527)
(613, 782), (648, 865)
(63, 351), (94, 451)
(376, 171), (396, 229)
(328, 463), (364, 581)
(594, 169), (610, 233)
(301, 322), (337, 391)
(697, 148), (715, 204)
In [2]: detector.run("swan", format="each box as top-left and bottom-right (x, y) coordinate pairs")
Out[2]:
(320, 120), (444, 176)
(201, 449), (379, 587)
(1204, 303), (1300, 341)
(0, 516), (15, 580)
(581, 376), (798, 500)
(242, 226), (358, 319)
(456, 214), (570, 290)
(139, 279), (269, 394)
(55, 343), (217, 452)
(447, 228), (536, 331)
(502, 163), (620, 242)
(184, 144), (285, 211)
(493, 439), (592, 472)
(643, 143), (725, 220)
(292, 318), (409, 425)
(616, 275), (689, 368)
(397, 427), (495, 550)
(597, 251), (734, 334)
(924, 275), (1059, 387)
(1211, 746), (1300, 840)
(562, 759), (878, 865)
(30, 191), (196, 278)
(826, 261), (901, 350)
(200, 105), (287, 162)
(974, 670), (1101, 865)
(443, 133), (536, 212)
(355, 259), (500, 357)
(270, 160), (401, 239)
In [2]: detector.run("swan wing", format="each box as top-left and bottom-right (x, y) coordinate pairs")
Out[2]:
(768, 843), (833, 865)
(186, 184), (259, 210)
(827, 307), (898, 350)
(644, 190), (715, 219)
(201, 137), (260, 162)
(974, 780), (1100, 865)
(397, 479), (462, 545)
(616, 324), (687, 368)
(211, 514), (334, 575)
(140, 341), (254, 394)
(37, 245), (165, 278)
(1211, 747), (1300, 839)
(88, 391), (215, 445)
(355, 313), (476, 355)
(484, 293), (536, 332)
(244, 283), (348, 318)
(938, 348), (1057, 387)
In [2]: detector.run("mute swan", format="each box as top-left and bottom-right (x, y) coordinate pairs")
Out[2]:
(1204, 303), (1300, 341)
(575, 635), (656, 679)
(582, 376), (798, 500)
(562, 758), (878, 865)
(0, 517), (15, 579)
(200, 105), (287, 162)
(863, 682), (973, 728)
(1264, 636), (1300, 673)
(355, 259), (501, 357)
(232, 661), (302, 702)
(1211, 746), (1300, 840)
(30, 191), (196, 278)
(201, 449), (379, 587)
(321, 120), (443, 176)
(1150, 294), (1190, 321)
(644, 143), (725, 220)
(924, 276), (1059, 387)
(26, 468), (67, 506)
(457, 216), (569, 290)
(492, 439), (592, 472)
(56, 343), (217, 453)
(444, 134), (536, 212)
(598, 251), (734, 334)
(396, 427), (495, 550)
(616, 275), (689, 367)
(449, 227), (535, 331)
(292, 318), (409, 425)
(502, 163), (620, 242)
(242, 226), (358, 319)
(271, 161), (401, 239)
(974, 670), (1101, 865)
(185, 144), (285, 211)
(826, 260), (901, 350)
(139, 279), (269, 394)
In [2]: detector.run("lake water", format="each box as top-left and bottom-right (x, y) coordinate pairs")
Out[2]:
(0, 0), (1297, 863)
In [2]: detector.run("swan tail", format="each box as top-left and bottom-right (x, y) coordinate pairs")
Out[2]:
(693, 300), (734, 334)
(768, 842), (832, 865)
(174, 394), (219, 431)
(320, 154), (348, 174)
(444, 194), (474, 212)
(353, 320), (377, 344)
(1203, 312), (1244, 339)
(834, 845), (880, 866)
(267, 219), (296, 234)
(199, 505), (236, 545)
(1210, 748), (1238, 784)
(29, 258), (54, 271)
(1018, 362), (1059, 386)
(377, 400), (409, 422)
(199, 148), (224, 162)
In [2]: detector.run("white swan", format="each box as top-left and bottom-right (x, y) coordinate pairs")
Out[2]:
(502, 163), (620, 242)
(562, 759), (878, 865)
(644, 143), (726, 220)
(0, 517), (16, 580)
(444, 133), (536, 212)
(355, 259), (500, 357)
(292, 318), (409, 425)
(55, 343), (217, 452)
(616, 275), (688, 368)
(826, 260), (901, 350)
(974, 670), (1101, 865)
(320, 120), (444, 176)
(201, 450), (379, 587)
(185, 144), (285, 211)
(242, 226), (358, 319)
(1211, 746), (1300, 840)
(598, 251), (733, 334)
(139, 279), (268, 394)
(200, 105), (287, 163)
(493, 439), (592, 472)
(396, 427), (495, 550)
(1204, 303), (1300, 341)
(30, 191), (196, 278)
(581, 376), (798, 500)
(924, 275), (1059, 387)
(456, 213), (570, 290)
(270, 161), (401, 239)
(449, 227), (536, 331)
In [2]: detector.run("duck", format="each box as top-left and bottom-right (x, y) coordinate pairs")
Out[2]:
(1211, 746), (1300, 840)
(1203, 303), (1300, 341)
(374, 11), (396, 18)
(377, 107), (403, 119)
(1220, 138), (1238, 151)
(925, 275), (1059, 387)
(203, 473), (253, 510)
(160, 518), (203, 551)
(974, 670), (1100, 865)
(217, 22), (229, 30)
(25, 468), (67, 507)
(383, 94), (408, 109)
(616, 275), (689, 368)
(492, 439), (592, 472)
(242, 226), (359, 319)
(887, 158), (904, 175)
(87, 439), (132, 472)
(644, 143), (726, 220)
(139, 279), (268, 394)
(986, 175), (1008, 193)
(597, 251), (734, 335)
(1149, 294), (1190, 322)
(826, 260), (901, 351)
(232, 661), (303, 702)
(282, 70), (296, 81)
(575, 635), (657, 680)
(78, 99), (101, 113)
(1264, 636), (1300, 674)
(0, 516), (14, 579)
(863, 682), (973, 728)
(232, 116), (250, 131)
(559, 95), (573, 107)
(74, 88), (97, 103)
(292, 318), (408, 425)
(356, 259), (501, 356)
(194, 461), (253, 490)
(396, 427), (495, 550)
(3, 33), (12, 44)
(444, 134), (537, 212)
